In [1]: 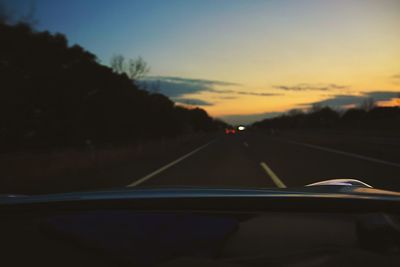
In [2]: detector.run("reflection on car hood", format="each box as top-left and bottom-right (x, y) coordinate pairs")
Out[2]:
(1, 180), (400, 205)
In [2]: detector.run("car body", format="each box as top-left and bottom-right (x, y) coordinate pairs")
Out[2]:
(1, 179), (400, 266)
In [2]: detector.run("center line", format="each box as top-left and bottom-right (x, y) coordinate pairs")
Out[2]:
(260, 162), (287, 188)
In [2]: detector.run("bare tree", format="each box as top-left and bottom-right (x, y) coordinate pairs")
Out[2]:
(127, 57), (150, 80)
(110, 54), (125, 74)
(110, 55), (149, 80)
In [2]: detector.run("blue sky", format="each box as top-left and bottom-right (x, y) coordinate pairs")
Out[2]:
(5, 0), (248, 64)
(4, 0), (400, 124)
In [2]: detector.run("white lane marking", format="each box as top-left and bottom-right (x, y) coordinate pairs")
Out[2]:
(286, 140), (400, 168)
(243, 142), (249, 147)
(260, 162), (287, 188)
(126, 140), (215, 187)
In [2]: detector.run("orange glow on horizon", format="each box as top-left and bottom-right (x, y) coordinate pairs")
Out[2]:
(377, 98), (400, 107)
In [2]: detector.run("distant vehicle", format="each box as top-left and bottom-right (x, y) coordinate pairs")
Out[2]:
(225, 128), (236, 134)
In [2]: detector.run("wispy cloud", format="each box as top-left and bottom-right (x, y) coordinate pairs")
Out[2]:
(302, 91), (400, 109)
(392, 74), (400, 84)
(147, 76), (239, 86)
(173, 97), (214, 106)
(140, 76), (280, 99)
(207, 88), (236, 94)
(139, 76), (240, 98)
(221, 91), (400, 125)
(236, 91), (282, 96)
(212, 95), (238, 100)
(366, 91), (400, 99)
(207, 89), (280, 96)
(274, 83), (349, 91)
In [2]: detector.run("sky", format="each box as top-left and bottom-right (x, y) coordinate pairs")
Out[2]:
(4, 0), (400, 124)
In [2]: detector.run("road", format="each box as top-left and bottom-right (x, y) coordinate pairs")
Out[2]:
(127, 131), (400, 191)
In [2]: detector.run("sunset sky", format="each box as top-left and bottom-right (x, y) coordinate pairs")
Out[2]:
(5, 0), (400, 124)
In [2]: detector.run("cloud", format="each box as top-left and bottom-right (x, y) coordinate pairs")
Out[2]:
(139, 76), (239, 97)
(214, 95), (238, 100)
(140, 76), (281, 100)
(365, 91), (400, 100)
(148, 76), (239, 86)
(236, 91), (282, 96)
(219, 112), (283, 125)
(173, 97), (214, 106)
(274, 83), (349, 91)
(392, 74), (400, 84)
(303, 91), (400, 109)
(225, 91), (399, 125)
(303, 95), (362, 108)
(207, 88), (236, 94)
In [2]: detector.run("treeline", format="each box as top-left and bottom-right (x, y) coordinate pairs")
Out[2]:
(0, 22), (225, 151)
(252, 106), (400, 131)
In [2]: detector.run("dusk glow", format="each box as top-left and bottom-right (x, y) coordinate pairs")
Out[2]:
(6, 0), (400, 124)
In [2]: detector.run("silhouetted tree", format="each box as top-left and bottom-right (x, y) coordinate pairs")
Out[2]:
(0, 22), (222, 151)
(360, 98), (376, 111)
(252, 105), (399, 131)
(110, 54), (125, 74)
(128, 57), (150, 80)
(110, 54), (149, 80)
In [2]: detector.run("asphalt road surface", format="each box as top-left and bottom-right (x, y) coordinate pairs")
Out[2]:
(127, 131), (400, 191)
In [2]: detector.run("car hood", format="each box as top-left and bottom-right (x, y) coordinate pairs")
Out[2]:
(1, 179), (400, 205)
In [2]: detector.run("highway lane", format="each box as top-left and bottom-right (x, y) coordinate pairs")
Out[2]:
(246, 132), (400, 190)
(132, 131), (400, 191)
(133, 133), (275, 188)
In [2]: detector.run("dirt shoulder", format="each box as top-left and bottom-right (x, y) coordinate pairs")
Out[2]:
(0, 133), (218, 195)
